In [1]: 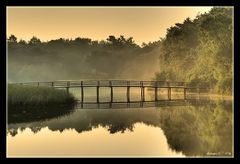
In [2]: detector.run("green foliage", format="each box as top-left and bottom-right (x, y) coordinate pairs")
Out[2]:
(155, 7), (233, 95)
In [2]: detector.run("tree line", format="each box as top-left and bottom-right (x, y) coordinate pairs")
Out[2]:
(8, 34), (161, 82)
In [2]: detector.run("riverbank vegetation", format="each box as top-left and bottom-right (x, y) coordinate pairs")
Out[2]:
(8, 84), (75, 108)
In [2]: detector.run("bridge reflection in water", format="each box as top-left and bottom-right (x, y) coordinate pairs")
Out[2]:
(75, 99), (213, 109)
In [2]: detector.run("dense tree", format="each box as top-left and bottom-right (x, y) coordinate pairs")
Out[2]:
(155, 7), (233, 95)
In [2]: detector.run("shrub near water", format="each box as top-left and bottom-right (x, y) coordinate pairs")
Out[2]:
(8, 84), (75, 107)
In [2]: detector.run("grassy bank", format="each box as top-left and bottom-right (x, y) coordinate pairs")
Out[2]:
(8, 84), (76, 108)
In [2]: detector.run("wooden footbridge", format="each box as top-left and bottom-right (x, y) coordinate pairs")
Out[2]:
(13, 80), (209, 104)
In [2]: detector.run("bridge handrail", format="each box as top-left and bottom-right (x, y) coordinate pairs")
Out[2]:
(9, 80), (209, 89)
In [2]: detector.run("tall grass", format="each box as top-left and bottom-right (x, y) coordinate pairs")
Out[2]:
(8, 84), (75, 108)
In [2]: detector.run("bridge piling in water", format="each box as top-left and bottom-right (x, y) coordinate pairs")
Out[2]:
(184, 82), (187, 100)
(66, 81), (70, 94)
(168, 88), (171, 100)
(81, 81), (84, 105)
(109, 81), (113, 103)
(127, 81), (130, 103)
(140, 81), (145, 102)
(155, 81), (158, 101)
(167, 82), (171, 100)
(184, 88), (187, 100)
(97, 81), (100, 103)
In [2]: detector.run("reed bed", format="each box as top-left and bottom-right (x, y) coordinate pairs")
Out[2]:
(8, 84), (75, 108)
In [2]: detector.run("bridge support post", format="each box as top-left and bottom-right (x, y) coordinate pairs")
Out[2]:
(168, 87), (171, 101)
(109, 81), (113, 103)
(140, 81), (145, 102)
(97, 81), (100, 103)
(184, 88), (187, 100)
(81, 81), (84, 106)
(155, 81), (158, 101)
(66, 81), (69, 94)
(127, 81), (130, 103)
(143, 87), (145, 102)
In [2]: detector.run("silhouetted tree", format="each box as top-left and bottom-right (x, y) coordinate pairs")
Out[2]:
(106, 35), (118, 46)
(8, 34), (17, 43)
(29, 36), (41, 45)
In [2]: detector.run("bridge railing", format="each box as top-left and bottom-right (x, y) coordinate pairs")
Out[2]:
(10, 80), (209, 89)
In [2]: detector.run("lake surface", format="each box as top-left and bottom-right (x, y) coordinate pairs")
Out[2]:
(7, 88), (233, 157)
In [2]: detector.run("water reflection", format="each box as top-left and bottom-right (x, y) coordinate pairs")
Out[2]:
(7, 99), (232, 157)
(159, 100), (232, 156)
(8, 104), (75, 124)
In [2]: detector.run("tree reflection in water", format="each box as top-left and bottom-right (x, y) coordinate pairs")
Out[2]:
(7, 100), (232, 156)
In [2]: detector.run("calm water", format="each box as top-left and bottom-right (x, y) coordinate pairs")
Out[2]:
(7, 88), (233, 157)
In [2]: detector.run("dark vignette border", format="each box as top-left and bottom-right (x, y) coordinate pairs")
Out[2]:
(1, 0), (239, 161)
